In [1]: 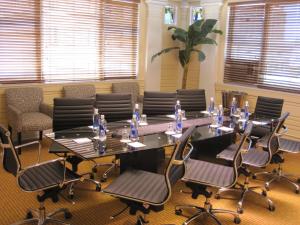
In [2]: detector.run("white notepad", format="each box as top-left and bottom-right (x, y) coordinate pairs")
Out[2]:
(128, 142), (146, 148)
(172, 133), (182, 138)
(73, 138), (91, 144)
(218, 126), (234, 132)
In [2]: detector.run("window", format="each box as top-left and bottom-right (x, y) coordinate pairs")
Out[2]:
(190, 7), (204, 24)
(224, 0), (300, 93)
(164, 6), (176, 25)
(0, 0), (139, 83)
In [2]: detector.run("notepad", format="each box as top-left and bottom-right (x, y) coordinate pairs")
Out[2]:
(200, 111), (210, 114)
(218, 126), (234, 132)
(172, 133), (182, 138)
(128, 142), (146, 148)
(252, 121), (268, 126)
(73, 138), (91, 144)
(165, 131), (176, 135)
(139, 122), (148, 126)
(120, 139), (131, 143)
(166, 115), (187, 120)
(209, 124), (220, 128)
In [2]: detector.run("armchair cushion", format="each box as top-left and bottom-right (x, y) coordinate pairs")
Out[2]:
(21, 112), (52, 132)
(40, 103), (53, 118)
(5, 87), (43, 113)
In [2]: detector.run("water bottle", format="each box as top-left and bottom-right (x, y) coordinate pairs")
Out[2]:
(244, 101), (249, 120)
(98, 129), (107, 154)
(99, 114), (107, 133)
(134, 103), (140, 123)
(208, 97), (215, 114)
(230, 97), (237, 116)
(175, 100), (181, 118)
(93, 108), (100, 131)
(217, 105), (224, 126)
(175, 109), (183, 134)
(130, 114), (139, 141)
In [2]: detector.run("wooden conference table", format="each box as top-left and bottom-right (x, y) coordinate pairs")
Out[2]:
(46, 112), (236, 174)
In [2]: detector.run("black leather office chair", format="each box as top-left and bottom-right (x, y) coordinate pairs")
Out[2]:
(143, 91), (177, 116)
(253, 112), (299, 193)
(176, 89), (206, 112)
(103, 126), (196, 225)
(0, 124), (80, 225)
(216, 114), (288, 213)
(49, 98), (100, 197)
(251, 96), (284, 138)
(175, 124), (253, 225)
(95, 93), (132, 122)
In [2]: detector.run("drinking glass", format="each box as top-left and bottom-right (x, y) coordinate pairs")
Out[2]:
(167, 122), (174, 133)
(121, 127), (130, 141)
(140, 114), (147, 125)
(181, 110), (186, 119)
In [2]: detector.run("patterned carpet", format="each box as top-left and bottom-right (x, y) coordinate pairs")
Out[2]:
(0, 138), (299, 225)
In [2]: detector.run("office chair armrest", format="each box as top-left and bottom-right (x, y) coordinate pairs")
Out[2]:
(276, 125), (288, 137)
(183, 143), (194, 162)
(15, 140), (42, 163)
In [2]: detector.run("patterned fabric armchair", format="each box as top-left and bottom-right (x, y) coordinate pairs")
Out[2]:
(63, 84), (96, 99)
(5, 87), (52, 146)
(112, 81), (143, 105)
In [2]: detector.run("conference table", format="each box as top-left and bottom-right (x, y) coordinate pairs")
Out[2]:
(46, 112), (239, 175)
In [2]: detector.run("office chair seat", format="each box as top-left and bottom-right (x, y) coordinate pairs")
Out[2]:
(19, 160), (80, 192)
(279, 138), (300, 153)
(103, 169), (168, 204)
(49, 142), (69, 154)
(182, 159), (235, 188)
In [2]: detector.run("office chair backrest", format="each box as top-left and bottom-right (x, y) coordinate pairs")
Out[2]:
(267, 112), (290, 157)
(231, 122), (253, 185)
(143, 91), (177, 116)
(95, 93), (132, 122)
(254, 96), (284, 119)
(53, 98), (94, 132)
(163, 126), (195, 204)
(176, 89), (206, 112)
(0, 124), (21, 176)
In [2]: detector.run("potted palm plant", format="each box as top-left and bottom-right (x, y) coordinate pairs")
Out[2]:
(151, 19), (222, 89)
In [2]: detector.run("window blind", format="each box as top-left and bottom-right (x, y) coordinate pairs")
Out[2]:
(0, 0), (139, 83)
(224, 0), (300, 93)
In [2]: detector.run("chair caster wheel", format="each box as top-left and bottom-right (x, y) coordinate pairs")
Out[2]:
(96, 185), (101, 192)
(68, 194), (74, 199)
(64, 211), (72, 219)
(26, 211), (33, 219)
(272, 169), (277, 173)
(92, 167), (97, 173)
(265, 184), (270, 191)
(262, 190), (267, 197)
(215, 194), (220, 199)
(295, 189), (299, 194)
(175, 209), (182, 215)
(237, 207), (243, 214)
(252, 175), (257, 179)
(90, 174), (94, 179)
(101, 177), (107, 182)
(297, 178), (300, 184)
(268, 204), (275, 212)
(234, 217), (241, 224)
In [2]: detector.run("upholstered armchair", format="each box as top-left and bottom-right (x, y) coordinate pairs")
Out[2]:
(63, 84), (96, 99)
(112, 81), (143, 105)
(5, 87), (52, 147)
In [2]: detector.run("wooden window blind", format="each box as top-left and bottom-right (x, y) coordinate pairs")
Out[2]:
(0, 0), (139, 83)
(224, 0), (300, 93)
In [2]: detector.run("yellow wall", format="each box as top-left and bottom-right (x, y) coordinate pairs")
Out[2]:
(215, 0), (300, 140)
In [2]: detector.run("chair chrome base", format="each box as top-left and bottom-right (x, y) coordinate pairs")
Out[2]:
(175, 198), (241, 225)
(215, 177), (275, 213)
(12, 204), (71, 225)
(92, 158), (119, 182)
(253, 166), (300, 194)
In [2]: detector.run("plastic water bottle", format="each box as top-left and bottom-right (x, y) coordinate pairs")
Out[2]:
(175, 109), (183, 134)
(99, 114), (107, 133)
(93, 108), (100, 131)
(208, 97), (215, 114)
(98, 129), (107, 154)
(134, 103), (140, 123)
(217, 105), (224, 126)
(230, 97), (237, 116)
(130, 114), (139, 141)
(244, 101), (249, 120)
(175, 100), (181, 118)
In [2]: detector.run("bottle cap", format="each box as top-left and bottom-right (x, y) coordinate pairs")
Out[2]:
(233, 97), (236, 101)
(94, 108), (99, 114)
(100, 114), (105, 119)
(176, 100), (180, 104)
(135, 103), (139, 109)
(245, 101), (249, 106)
(219, 104), (223, 109)
(210, 97), (214, 101)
